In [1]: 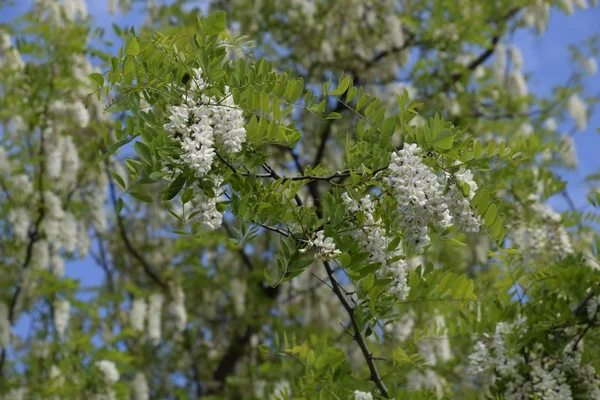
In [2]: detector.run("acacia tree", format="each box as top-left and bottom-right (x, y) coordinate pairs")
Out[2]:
(1, 0), (600, 399)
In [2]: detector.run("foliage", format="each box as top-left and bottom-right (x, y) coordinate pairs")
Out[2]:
(1, 0), (600, 399)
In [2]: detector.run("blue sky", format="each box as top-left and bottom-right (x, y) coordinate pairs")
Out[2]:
(2, 1), (599, 334)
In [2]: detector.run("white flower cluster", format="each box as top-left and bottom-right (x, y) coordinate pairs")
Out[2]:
(385, 310), (415, 343)
(512, 194), (573, 259)
(169, 283), (187, 333)
(0, 387), (28, 400)
(8, 207), (30, 241)
(230, 278), (247, 317)
(0, 29), (25, 71)
(129, 298), (147, 332)
(558, 135), (578, 168)
(269, 380), (291, 400)
(388, 144), (480, 253)
(567, 94), (587, 131)
(587, 294), (600, 322)
(43, 190), (79, 255)
(190, 183), (224, 231)
(342, 193), (410, 300)
(353, 390), (373, 400)
(132, 372), (149, 400)
(163, 68), (246, 177)
(468, 318), (600, 399)
(50, 100), (90, 128)
(389, 144), (451, 252)
(577, 55), (598, 76)
(148, 293), (164, 345)
(444, 168), (481, 233)
(53, 299), (70, 337)
(417, 313), (453, 366)
(406, 369), (448, 399)
(307, 231), (341, 261)
(521, 0), (550, 33)
(47, 133), (81, 189)
(95, 359), (120, 384)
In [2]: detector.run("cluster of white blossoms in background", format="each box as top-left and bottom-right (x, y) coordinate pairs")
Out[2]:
(0, 29), (25, 70)
(50, 100), (90, 129)
(406, 369), (448, 399)
(385, 309), (416, 343)
(269, 380), (291, 400)
(353, 390), (373, 400)
(53, 298), (70, 337)
(587, 294), (600, 322)
(558, 135), (578, 168)
(388, 144), (480, 253)
(164, 68), (246, 177)
(96, 359), (120, 383)
(131, 372), (149, 400)
(230, 278), (247, 317)
(521, 0), (550, 33)
(567, 94), (588, 131)
(342, 193), (411, 300)
(95, 360), (120, 399)
(148, 293), (164, 345)
(169, 283), (187, 333)
(468, 317), (600, 399)
(512, 194), (573, 259)
(307, 231), (341, 261)
(576, 53), (598, 76)
(417, 313), (453, 366)
(129, 298), (147, 332)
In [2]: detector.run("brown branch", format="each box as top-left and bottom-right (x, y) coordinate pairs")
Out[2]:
(105, 166), (167, 290)
(323, 261), (389, 398)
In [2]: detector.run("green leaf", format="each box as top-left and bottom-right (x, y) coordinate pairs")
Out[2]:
(433, 128), (454, 150)
(484, 203), (497, 226)
(125, 34), (140, 56)
(164, 175), (187, 201)
(109, 170), (126, 190)
(204, 11), (227, 35)
(133, 142), (152, 165)
(330, 76), (351, 96)
(362, 273), (375, 293)
(129, 191), (152, 203)
(325, 112), (341, 120)
(116, 198), (124, 214)
(88, 73), (104, 87)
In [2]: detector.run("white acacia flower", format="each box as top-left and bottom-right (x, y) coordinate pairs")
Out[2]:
(388, 144), (452, 252)
(507, 70), (528, 98)
(129, 298), (147, 332)
(342, 193), (410, 299)
(494, 43), (507, 85)
(568, 94), (587, 131)
(163, 68), (246, 178)
(170, 284), (187, 333)
(230, 279), (247, 316)
(95, 360), (120, 385)
(148, 293), (164, 344)
(53, 299), (70, 336)
(132, 372), (149, 400)
(308, 231), (341, 261)
(353, 390), (373, 400)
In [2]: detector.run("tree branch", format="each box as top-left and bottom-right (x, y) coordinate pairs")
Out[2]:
(105, 166), (167, 290)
